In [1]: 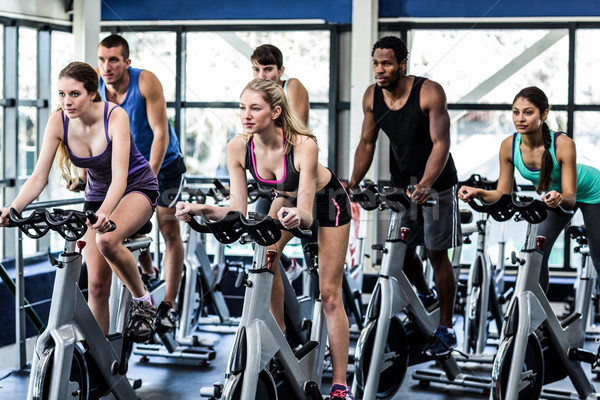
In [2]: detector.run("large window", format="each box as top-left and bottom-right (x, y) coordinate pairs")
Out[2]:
(410, 29), (569, 104)
(119, 31), (177, 102)
(183, 30), (331, 175)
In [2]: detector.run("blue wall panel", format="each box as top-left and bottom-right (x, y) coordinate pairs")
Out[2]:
(101, 0), (353, 24)
(379, 0), (600, 19)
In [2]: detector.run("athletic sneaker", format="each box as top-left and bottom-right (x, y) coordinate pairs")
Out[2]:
(127, 298), (156, 343)
(155, 301), (179, 333)
(330, 384), (354, 399)
(141, 266), (160, 289)
(418, 289), (438, 309)
(283, 258), (303, 282)
(422, 325), (457, 358)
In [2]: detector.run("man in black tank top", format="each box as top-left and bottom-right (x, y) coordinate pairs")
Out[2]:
(346, 36), (461, 357)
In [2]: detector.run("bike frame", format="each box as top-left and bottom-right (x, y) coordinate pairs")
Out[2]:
(495, 222), (596, 400)
(27, 240), (138, 400)
(221, 242), (328, 399)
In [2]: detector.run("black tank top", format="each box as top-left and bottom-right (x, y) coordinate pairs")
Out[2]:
(373, 76), (457, 191)
(245, 136), (301, 192)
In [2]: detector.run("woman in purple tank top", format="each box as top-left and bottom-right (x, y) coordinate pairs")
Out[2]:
(175, 78), (354, 398)
(0, 62), (158, 343)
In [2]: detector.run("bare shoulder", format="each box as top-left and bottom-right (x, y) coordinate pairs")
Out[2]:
(285, 78), (307, 93)
(362, 84), (376, 110)
(226, 135), (247, 167)
(555, 132), (574, 147)
(555, 132), (576, 156)
(106, 103), (128, 120)
(499, 135), (514, 159)
(294, 134), (318, 152)
(138, 69), (163, 94)
(420, 78), (447, 104)
(47, 109), (66, 135)
(227, 135), (247, 154)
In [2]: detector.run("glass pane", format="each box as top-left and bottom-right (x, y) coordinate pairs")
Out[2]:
(410, 29), (569, 104)
(18, 107), (37, 176)
(185, 31), (330, 102)
(452, 109), (567, 186)
(120, 32), (177, 102)
(574, 111), (600, 170)
(51, 31), (75, 110)
(19, 27), (37, 99)
(575, 29), (600, 104)
(309, 109), (329, 166)
(183, 108), (237, 177)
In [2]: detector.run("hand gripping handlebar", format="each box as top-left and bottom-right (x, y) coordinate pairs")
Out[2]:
(187, 210), (312, 246)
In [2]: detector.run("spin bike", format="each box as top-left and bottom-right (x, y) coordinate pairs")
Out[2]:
(6, 207), (138, 400)
(564, 225), (600, 340)
(468, 194), (600, 400)
(350, 184), (490, 400)
(193, 210), (333, 399)
(131, 181), (222, 362)
(460, 174), (513, 361)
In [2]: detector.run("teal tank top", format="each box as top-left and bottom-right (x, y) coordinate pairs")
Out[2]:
(99, 67), (181, 168)
(512, 130), (600, 204)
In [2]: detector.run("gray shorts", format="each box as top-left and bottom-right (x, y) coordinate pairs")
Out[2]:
(400, 184), (462, 250)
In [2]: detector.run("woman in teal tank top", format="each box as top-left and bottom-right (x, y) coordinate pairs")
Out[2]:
(458, 86), (600, 291)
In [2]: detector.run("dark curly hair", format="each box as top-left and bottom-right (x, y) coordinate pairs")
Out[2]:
(372, 36), (409, 64)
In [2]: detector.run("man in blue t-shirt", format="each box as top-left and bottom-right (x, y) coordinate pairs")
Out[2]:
(96, 34), (186, 332)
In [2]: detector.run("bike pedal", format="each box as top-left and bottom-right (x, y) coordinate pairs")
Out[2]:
(568, 347), (597, 364)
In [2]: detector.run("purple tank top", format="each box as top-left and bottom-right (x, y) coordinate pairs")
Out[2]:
(62, 102), (158, 202)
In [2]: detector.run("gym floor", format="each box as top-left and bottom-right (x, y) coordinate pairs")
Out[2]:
(2, 313), (600, 400)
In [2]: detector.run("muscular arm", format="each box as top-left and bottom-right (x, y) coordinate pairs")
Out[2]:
(418, 80), (451, 190)
(285, 78), (309, 126)
(139, 70), (170, 175)
(348, 85), (379, 188)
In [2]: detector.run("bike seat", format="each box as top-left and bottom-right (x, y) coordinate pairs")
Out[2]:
(131, 219), (153, 237)
(566, 225), (587, 243)
(303, 242), (319, 261)
(460, 209), (473, 224)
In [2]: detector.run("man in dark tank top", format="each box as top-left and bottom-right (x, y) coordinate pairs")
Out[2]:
(346, 35), (462, 358)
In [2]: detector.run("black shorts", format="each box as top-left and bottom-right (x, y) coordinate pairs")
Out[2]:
(157, 155), (186, 208)
(314, 174), (352, 227)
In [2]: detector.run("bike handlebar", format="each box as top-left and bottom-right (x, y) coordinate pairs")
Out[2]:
(7, 208), (116, 241)
(348, 184), (436, 212)
(467, 194), (573, 224)
(186, 210), (312, 246)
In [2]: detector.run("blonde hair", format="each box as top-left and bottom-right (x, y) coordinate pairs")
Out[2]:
(55, 62), (103, 184)
(241, 78), (316, 153)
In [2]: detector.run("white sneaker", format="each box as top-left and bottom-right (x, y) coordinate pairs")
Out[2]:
(284, 258), (303, 282)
